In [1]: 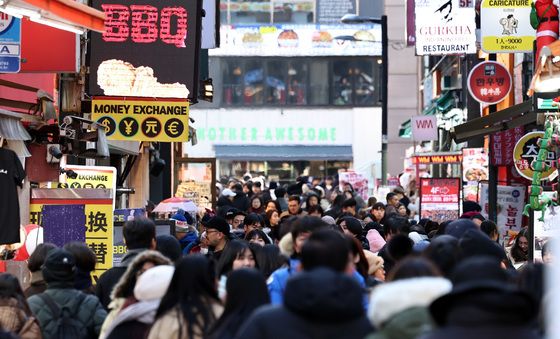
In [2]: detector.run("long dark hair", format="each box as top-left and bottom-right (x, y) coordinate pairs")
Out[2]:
(155, 255), (221, 338)
(208, 268), (270, 339)
(215, 240), (257, 277)
(511, 228), (529, 263)
(0, 273), (32, 315)
(255, 244), (288, 278)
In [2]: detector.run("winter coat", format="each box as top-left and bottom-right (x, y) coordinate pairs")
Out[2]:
(0, 297), (42, 339)
(420, 289), (541, 339)
(28, 284), (107, 339)
(95, 249), (144, 310)
(365, 277), (452, 339)
(235, 268), (373, 339)
(267, 258), (300, 305)
(104, 299), (160, 339)
(147, 302), (223, 339)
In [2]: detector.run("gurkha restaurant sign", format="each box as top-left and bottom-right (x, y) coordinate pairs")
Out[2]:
(87, 0), (203, 102)
(92, 97), (190, 142)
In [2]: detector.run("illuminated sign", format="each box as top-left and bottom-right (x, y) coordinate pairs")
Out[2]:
(419, 178), (461, 224)
(92, 97), (190, 142)
(412, 153), (463, 164)
(88, 0), (202, 101)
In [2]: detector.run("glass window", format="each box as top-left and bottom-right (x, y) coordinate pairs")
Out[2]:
(352, 60), (376, 105)
(332, 60), (353, 105)
(244, 60), (265, 105)
(228, 0), (271, 24)
(308, 60), (328, 105)
(266, 60), (287, 105)
(273, 1), (314, 24)
(222, 61), (244, 106)
(286, 61), (308, 105)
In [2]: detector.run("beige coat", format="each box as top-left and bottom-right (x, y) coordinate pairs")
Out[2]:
(148, 302), (223, 339)
(0, 297), (42, 339)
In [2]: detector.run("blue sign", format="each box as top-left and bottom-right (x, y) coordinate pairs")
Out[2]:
(0, 13), (20, 73)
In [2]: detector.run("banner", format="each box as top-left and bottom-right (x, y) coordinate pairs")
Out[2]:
(30, 192), (114, 282)
(480, 184), (526, 238)
(491, 126), (525, 166)
(462, 148), (489, 182)
(339, 170), (369, 200)
(412, 153), (463, 164)
(92, 97), (189, 142)
(419, 178), (460, 224)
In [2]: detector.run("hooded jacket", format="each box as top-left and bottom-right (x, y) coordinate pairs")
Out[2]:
(236, 268), (373, 339)
(365, 277), (452, 339)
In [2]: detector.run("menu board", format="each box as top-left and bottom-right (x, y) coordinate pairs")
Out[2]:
(175, 181), (212, 210)
(419, 178), (460, 224)
(462, 148), (488, 182)
(316, 0), (356, 24)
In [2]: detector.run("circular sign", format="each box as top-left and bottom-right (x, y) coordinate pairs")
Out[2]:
(0, 15), (14, 34)
(467, 61), (512, 105)
(513, 131), (557, 181)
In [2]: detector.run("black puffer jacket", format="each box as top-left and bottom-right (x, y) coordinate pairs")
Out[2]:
(234, 268), (373, 339)
(28, 284), (107, 339)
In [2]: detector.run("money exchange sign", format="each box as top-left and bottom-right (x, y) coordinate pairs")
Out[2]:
(92, 97), (189, 142)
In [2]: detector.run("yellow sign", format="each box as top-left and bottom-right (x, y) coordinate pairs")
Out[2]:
(481, 0), (535, 53)
(92, 97), (189, 142)
(30, 202), (114, 282)
(513, 131), (557, 181)
(58, 166), (116, 191)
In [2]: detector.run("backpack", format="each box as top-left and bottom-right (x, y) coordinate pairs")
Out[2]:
(39, 292), (88, 339)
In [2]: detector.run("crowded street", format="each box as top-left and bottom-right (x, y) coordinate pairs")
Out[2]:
(0, 0), (558, 338)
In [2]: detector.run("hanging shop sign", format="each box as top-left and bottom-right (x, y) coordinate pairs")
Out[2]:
(419, 178), (461, 224)
(513, 131), (557, 181)
(534, 91), (560, 113)
(412, 152), (463, 165)
(88, 0), (203, 101)
(414, 0), (477, 55)
(480, 0), (535, 53)
(462, 148), (489, 182)
(29, 188), (114, 282)
(491, 126), (525, 165)
(411, 116), (438, 141)
(0, 13), (21, 73)
(480, 183), (526, 238)
(58, 165), (117, 194)
(92, 97), (190, 142)
(467, 61), (512, 104)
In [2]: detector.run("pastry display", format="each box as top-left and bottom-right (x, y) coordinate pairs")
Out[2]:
(312, 30), (333, 47)
(277, 29), (299, 47)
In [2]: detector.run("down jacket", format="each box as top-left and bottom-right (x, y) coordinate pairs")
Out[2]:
(28, 286), (107, 339)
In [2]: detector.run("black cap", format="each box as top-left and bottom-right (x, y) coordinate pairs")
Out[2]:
(206, 216), (230, 236)
(42, 248), (75, 283)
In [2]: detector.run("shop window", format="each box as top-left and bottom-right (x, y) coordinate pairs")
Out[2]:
(227, 0), (271, 24)
(244, 60), (265, 105)
(273, 0), (314, 24)
(266, 60), (287, 104)
(308, 60), (328, 105)
(223, 62), (244, 105)
(287, 61), (308, 105)
(332, 60), (353, 105)
(221, 0), (313, 25)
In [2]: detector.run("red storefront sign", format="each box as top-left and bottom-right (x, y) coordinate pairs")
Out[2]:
(419, 178), (461, 223)
(467, 61), (512, 104)
(491, 126), (525, 166)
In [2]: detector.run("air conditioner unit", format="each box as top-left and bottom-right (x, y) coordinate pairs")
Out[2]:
(441, 74), (462, 90)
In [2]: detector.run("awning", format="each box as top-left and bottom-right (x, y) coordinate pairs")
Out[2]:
(214, 145), (353, 161)
(1, 0), (105, 33)
(399, 119), (411, 138)
(451, 101), (534, 143)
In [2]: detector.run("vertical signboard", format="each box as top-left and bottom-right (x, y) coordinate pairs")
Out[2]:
(480, 184), (526, 238)
(491, 126), (525, 166)
(415, 0), (476, 55)
(88, 0), (203, 101)
(0, 13), (20, 73)
(419, 178), (461, 223)
(481, 0), (534, 53)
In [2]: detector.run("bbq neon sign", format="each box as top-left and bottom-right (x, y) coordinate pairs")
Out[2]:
(102, 5), (188, 47)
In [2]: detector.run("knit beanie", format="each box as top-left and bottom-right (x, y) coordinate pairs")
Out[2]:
(366, 229), (386, 253)
(42, 248), (76, 283)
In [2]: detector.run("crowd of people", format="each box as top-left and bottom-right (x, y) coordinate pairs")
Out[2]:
(0, 175), (554, 338)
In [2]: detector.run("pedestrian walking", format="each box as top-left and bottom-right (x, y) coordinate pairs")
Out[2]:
(0, 273), (42, 339)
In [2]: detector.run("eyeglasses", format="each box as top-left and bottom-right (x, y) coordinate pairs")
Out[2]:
(206, 230), (219, 235)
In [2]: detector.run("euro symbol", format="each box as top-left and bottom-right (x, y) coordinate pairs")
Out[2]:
(167, 121), (180, 135)
(123, 120), (135, 135)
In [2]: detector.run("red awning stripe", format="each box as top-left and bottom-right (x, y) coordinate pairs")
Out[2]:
(20, 0), (105, 32)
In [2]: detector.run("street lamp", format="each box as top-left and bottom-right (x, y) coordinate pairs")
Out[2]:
(340, 14), (388, 186)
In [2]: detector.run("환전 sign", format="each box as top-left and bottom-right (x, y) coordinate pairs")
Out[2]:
(92, 97), (190, 142)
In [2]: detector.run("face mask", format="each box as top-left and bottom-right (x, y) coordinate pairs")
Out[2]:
(200, 248), (209, 255)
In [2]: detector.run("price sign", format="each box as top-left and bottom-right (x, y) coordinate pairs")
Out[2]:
(419, 178), (461, 224)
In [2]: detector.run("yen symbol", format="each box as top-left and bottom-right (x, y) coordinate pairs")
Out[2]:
(119, 118), (139, 137)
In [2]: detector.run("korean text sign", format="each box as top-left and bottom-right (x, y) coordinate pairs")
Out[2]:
(92, 97), (190, 142)
(479, 184), (526, 237)
(88, 0), (202, 101)
(419, 178), (460, 224)
(513, 131), (557, 181)
(467, 61), (511, 104)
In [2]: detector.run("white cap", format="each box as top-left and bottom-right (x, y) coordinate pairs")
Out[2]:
(222, 188), (237, 197)
(134, 265), (175, 301)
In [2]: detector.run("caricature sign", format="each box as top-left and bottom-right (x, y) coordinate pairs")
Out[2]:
(481, 0), (535, 53)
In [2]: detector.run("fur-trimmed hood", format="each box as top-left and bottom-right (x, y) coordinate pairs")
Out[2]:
(367, 277), (452, 329)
